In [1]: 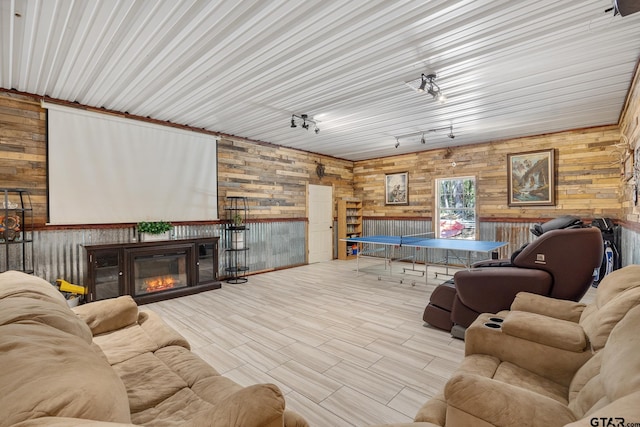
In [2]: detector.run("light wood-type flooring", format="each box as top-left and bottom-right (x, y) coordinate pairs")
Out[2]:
(145, 258), (596, 426)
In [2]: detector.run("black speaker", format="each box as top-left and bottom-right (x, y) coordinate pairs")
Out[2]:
(615, 0), (640, 16)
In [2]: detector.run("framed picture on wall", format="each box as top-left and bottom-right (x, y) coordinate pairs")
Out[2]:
(385, 172), (409, 205)
(507, 149), (555, 206)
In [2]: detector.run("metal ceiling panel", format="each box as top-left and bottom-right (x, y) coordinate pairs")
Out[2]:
(2, 0), (640, 160)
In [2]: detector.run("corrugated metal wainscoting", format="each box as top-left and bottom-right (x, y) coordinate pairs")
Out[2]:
(32, 220), (306, 285)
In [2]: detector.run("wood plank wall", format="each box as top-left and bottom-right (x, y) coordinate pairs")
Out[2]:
(354, 126), (623, 221)
(0, 90), (632, 228)
(619, 65), (640, 227)
(0, 91), (354, 225)
(0, 93), (47, 225)
(216, 137), (353, 219)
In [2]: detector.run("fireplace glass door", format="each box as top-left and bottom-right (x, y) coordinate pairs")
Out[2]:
(198, 242), (217, 284)
(92, 249), (122, 301)
(130, 246), (192, 298)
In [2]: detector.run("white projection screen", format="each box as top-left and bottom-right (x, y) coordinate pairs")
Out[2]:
(45, 102), (218, 225)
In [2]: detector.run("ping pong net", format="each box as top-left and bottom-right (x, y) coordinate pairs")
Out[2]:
(399, 232), (436, 246)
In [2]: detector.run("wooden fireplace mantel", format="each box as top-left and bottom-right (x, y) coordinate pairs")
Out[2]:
(83, 236), (221, 304)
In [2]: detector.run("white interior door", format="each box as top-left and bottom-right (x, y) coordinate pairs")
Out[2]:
(308, 184), (333, 263)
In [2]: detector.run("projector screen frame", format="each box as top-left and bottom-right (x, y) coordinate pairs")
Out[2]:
(44, 101), (220, 226)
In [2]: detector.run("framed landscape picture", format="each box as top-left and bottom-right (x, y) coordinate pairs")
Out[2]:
(385, 172), (408, 205)
(507, 149), (555, 206)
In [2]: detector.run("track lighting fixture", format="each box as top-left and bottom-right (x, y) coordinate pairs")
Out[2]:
(414, 73), (446, 103)
(394, 124), (455, 148)
(290, 114), (319, 134)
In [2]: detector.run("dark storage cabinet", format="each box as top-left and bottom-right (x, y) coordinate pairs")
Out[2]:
(90, 248), (123, 301)
(84, 237), (221, 304)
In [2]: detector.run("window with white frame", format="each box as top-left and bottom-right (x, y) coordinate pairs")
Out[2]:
(435, 176), (477, 239)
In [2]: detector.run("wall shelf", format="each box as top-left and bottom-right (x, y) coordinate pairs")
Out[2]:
(0, 188), (34, 274)
(224, 196), (249, 284)
(337, 198), (362, 260)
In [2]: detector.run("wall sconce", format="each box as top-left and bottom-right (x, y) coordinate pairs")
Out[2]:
(290, 114), (320, 134)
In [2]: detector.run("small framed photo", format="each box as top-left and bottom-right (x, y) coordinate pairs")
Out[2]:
(507, 149), (555, 206)
(385, 172), (409, 205)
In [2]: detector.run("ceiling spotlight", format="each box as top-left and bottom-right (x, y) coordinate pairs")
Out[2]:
(448, 124), (455, 139)
(395, 138), (400, 149)
(290, 113), (320, 135)
(420, 133), (426, 144)
(416, 73), (444, 102)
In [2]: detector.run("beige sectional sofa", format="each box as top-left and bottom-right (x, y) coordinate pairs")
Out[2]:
(374, 264), (640, 427)
(0, 270), (308, 427)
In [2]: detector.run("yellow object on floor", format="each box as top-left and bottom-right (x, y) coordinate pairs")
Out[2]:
(56, 279), (87, 295)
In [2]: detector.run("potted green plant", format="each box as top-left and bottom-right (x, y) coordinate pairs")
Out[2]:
(232, 213), (244, 227)
(137, 221), (173, 241)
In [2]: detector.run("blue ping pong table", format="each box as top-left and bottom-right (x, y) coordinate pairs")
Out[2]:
(342, 234), (508, 284)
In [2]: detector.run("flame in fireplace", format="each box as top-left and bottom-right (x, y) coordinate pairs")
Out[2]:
(145, 275), (177, 293)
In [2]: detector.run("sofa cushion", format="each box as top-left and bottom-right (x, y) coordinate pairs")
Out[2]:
(511, 292), (586, 323)
(93, 323), (159, 365)
(414, 392), (446, 425)
(0, 271), (69, 308)
(90, 311), (192, 366)
(190, 383), (286, 427)
(501, 311), (588, 352)
(580, 265), (640, 350)
(567, 352), (605, 418)
(154, 346), (220, 386)
(129, 387), (217, 426)
(0, 296), (93, 343)
(494, 361), (568, 404)
(11, 418), (136, 426)
(566, 304), (640, 424)
(444, 372), (577, 426)
(459, 354), (568, 405)
(131, 383), (286, 427)
(112, 351), (189, 413)
(138, 310), (190, 350)
(0, 323), (131, 426)
(600, 304), (640, 402)
(73, 296), (139, 336)
(565, 391), (640, 427)
(0, 271), (93, 343)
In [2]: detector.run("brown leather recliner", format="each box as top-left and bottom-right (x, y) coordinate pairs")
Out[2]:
(423, 226), (604, 335)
